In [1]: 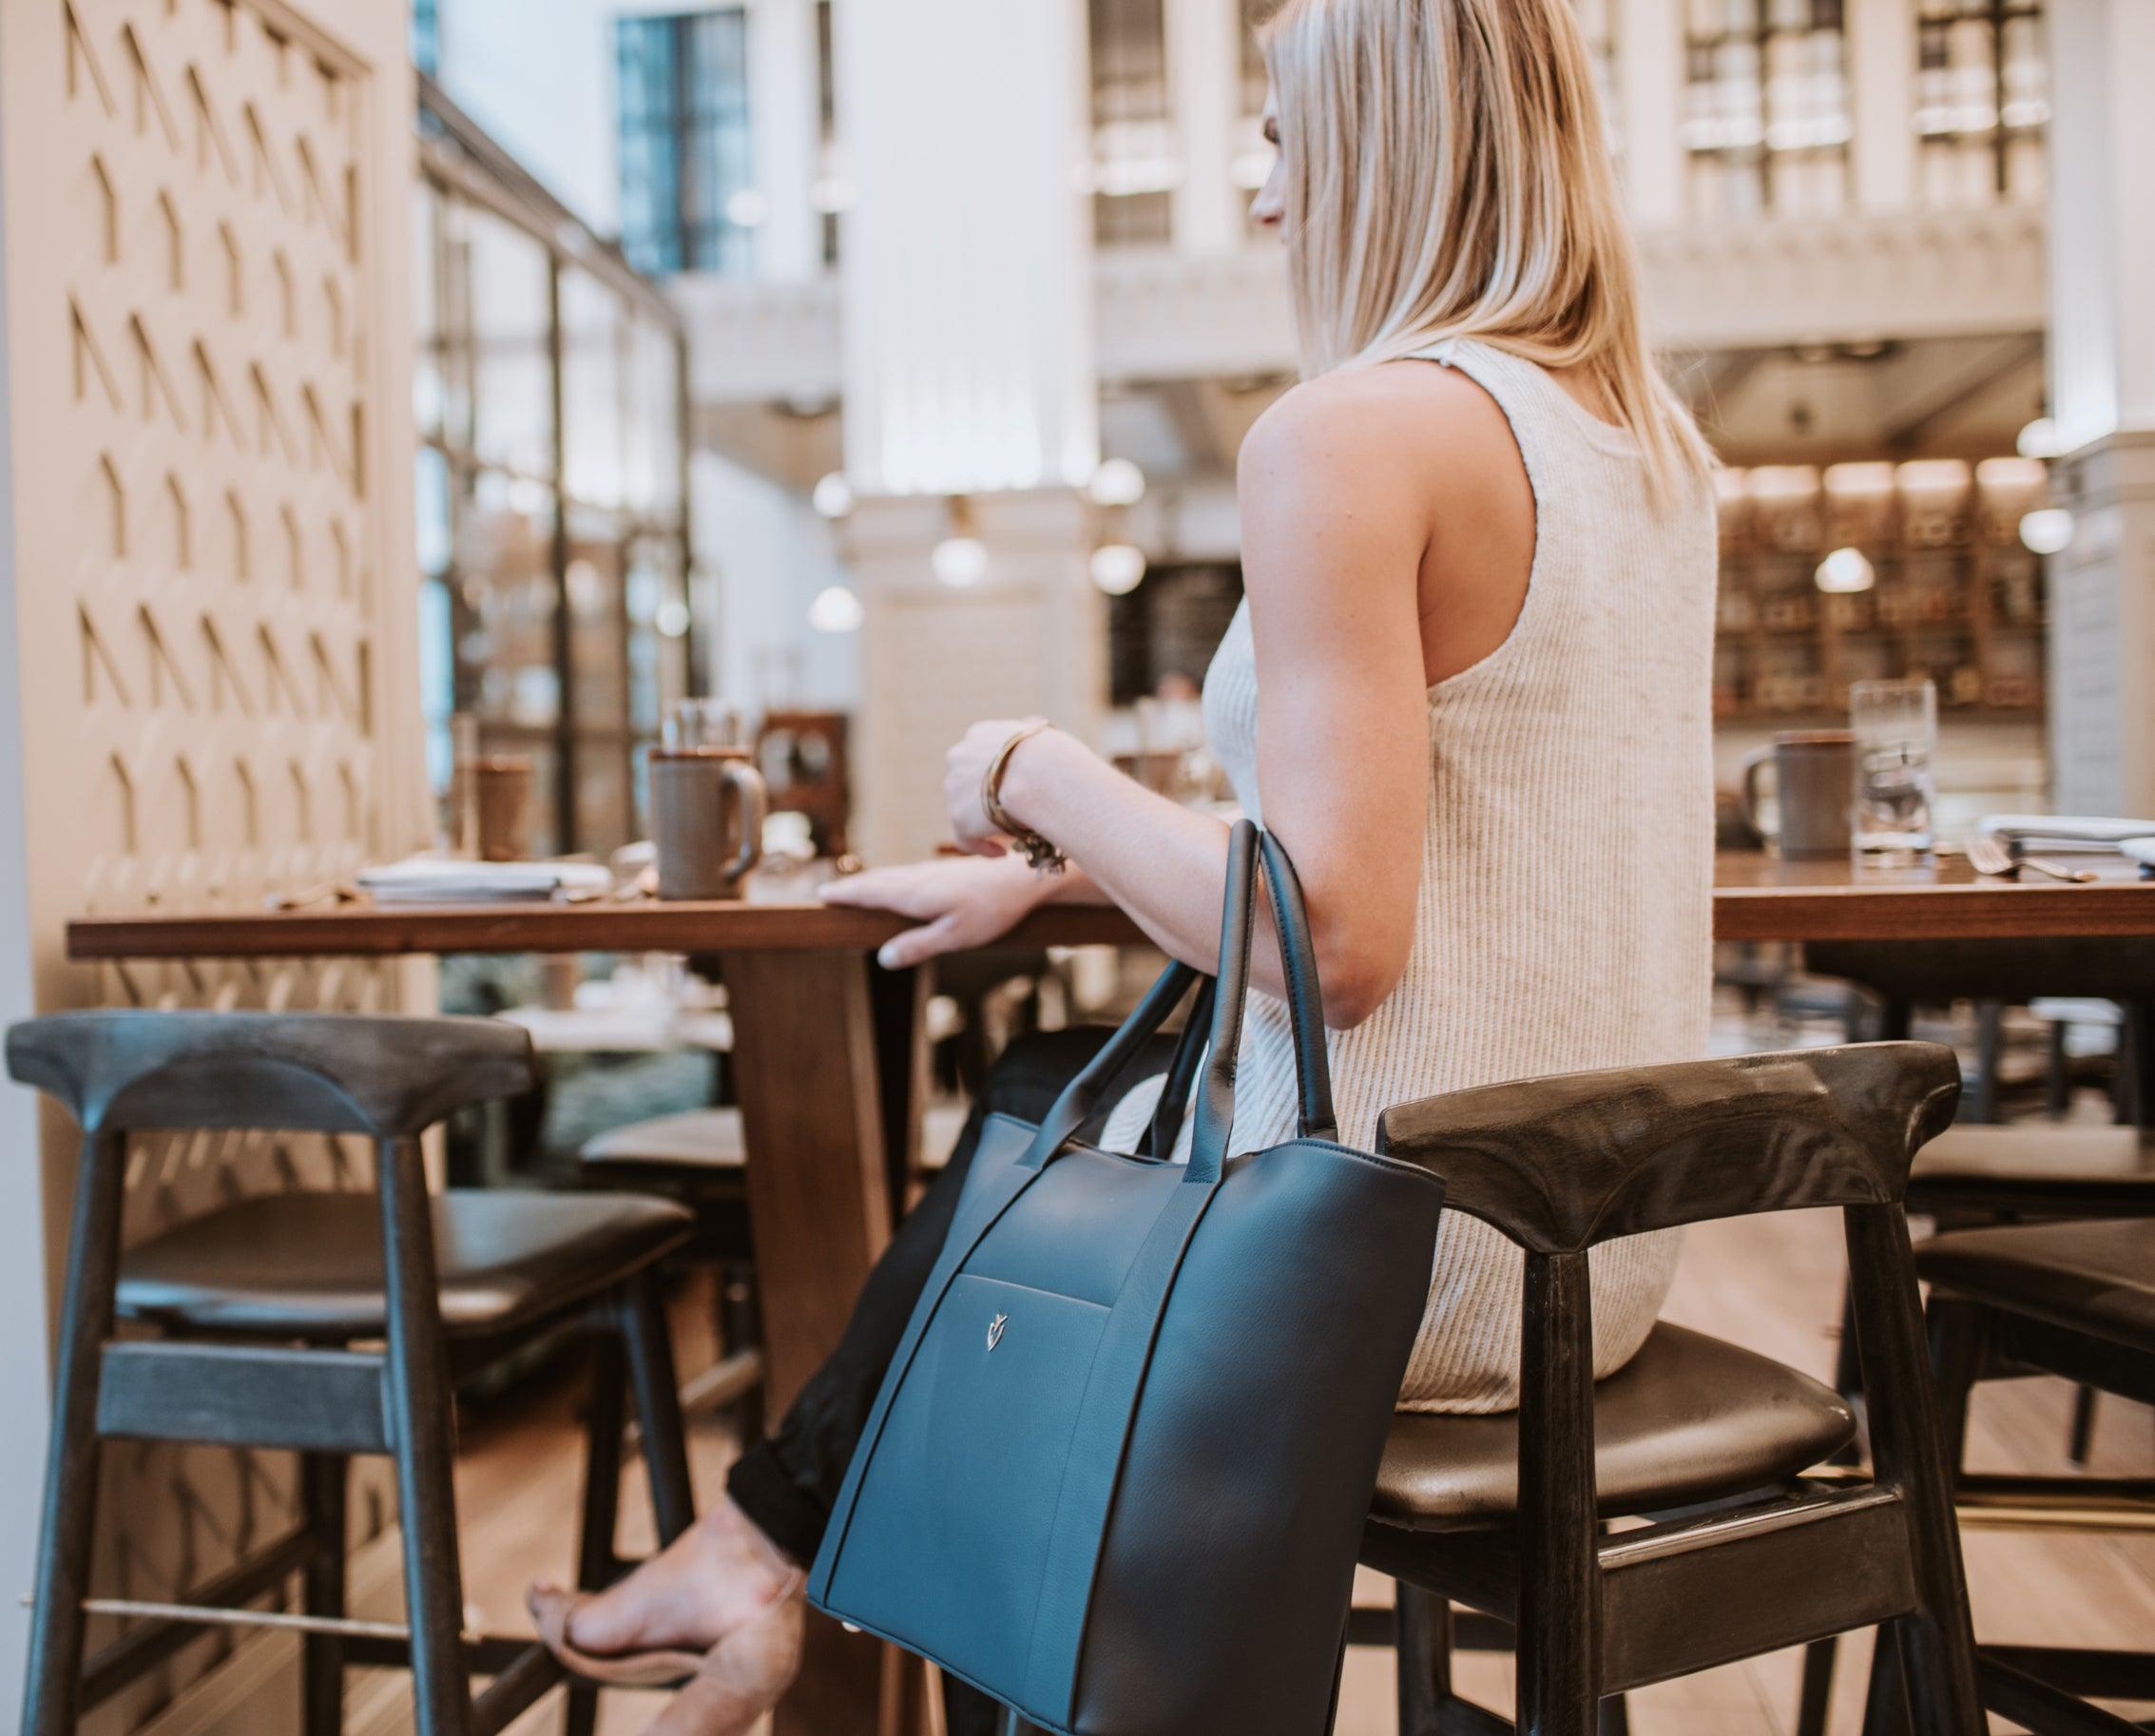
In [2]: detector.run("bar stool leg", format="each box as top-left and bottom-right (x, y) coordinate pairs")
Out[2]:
(1972, 1002), (2006, 1124)
(2068, 1384), (2100, 1466)
(563, 1334), (627, 1736)
(1859, 1628), (1911, 1736)
(301, 1452), (350, 1736)
(378, 1137), (475, 1736)
(1794, 1637), (1838, 1736)
(621, 1272), (696, 1544)
(23, 1131), (125, 1736)
(1394, 1585), (1452, 1735)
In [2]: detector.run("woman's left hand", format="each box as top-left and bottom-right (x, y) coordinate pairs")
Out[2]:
(944, 717), (1058, 854)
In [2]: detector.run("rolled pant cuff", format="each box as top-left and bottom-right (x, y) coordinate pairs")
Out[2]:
(725, 1441), (831, 1570)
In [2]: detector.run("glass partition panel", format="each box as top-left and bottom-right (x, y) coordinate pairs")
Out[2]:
(624, 316), (683, 513)
(418, 84), (693, 855)
(466, 206), (555, 477)
(574, 743), (635, 855)
(562, 267), (626, 509)
(457, 468), (561, 734)
(626, 532), (690, 743)
(565, 511), (628, 733)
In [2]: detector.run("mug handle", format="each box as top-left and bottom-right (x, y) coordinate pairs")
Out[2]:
(1739, 747), (1776, 843)
(722, 760), (767, 883)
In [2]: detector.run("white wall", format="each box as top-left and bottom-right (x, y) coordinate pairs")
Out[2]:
(438, 0), (621, 235)
(691, 452), (858, 711)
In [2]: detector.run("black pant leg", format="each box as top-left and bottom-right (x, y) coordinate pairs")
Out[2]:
(726, 1025), (1161, 1562)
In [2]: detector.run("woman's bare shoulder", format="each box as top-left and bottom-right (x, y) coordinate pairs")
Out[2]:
(1238, 362), (1520, 503)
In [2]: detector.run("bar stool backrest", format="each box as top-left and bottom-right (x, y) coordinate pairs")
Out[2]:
(1376, 1041), (1983, 1734)
(7, 1010), (535, 1137)
(1377, 1042), (1960, 1252)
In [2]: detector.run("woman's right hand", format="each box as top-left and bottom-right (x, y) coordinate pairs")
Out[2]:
(819, 852), (1055, 970)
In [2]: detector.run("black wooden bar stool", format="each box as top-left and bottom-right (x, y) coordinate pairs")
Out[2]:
(1359, 1044), (1983, 1736)
(1902, 1217), (2155, 1732)
(8, 1010), (700, 1736)
(1806, 941), (2155, 1456)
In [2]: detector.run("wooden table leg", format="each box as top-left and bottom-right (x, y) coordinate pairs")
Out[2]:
(723, 950), (928, 1736)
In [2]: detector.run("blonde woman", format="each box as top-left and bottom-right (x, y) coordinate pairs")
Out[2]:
(531, 0), (1716, 1728)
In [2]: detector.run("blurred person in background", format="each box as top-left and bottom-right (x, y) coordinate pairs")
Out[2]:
(532, 0), (1718, 1728)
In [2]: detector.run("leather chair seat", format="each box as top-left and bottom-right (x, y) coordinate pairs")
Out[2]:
(1370, 1322), (1855, 1533)
(117, 1190), (694, 1341)
(1910, 1124), (2155, 1213)
(1915, 1218), (2155, 1352)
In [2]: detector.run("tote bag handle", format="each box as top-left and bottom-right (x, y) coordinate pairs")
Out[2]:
(1023, 821), (1337, 1175)
(1187, 821), (1336, 1182)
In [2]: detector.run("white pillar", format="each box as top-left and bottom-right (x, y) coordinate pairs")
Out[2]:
(1616, 0), (1684, 224)
(835, 0), (1097, 495)
(1169, 0), (1241, 255)
(1849, 0), (1917, 213)
(833, 0), (1106, 860)
(2044, 0), (2155, 816)
(747, 0), (822, 281)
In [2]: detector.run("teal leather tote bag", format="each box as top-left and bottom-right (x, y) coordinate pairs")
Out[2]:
(808, 822), (1447, 1735)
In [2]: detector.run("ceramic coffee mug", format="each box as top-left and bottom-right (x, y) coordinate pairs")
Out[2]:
(1739, 731), (1856, 858)
(650, 747), (766, 899)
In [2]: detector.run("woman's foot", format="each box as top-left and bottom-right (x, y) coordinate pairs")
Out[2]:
(528, 1497), (801, 1668)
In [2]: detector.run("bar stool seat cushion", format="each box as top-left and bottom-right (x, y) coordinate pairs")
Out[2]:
(116, 1189), (694, 1341)
(1369, 1322), (1855, 1533)
(1915, 1218), (2155, 1351)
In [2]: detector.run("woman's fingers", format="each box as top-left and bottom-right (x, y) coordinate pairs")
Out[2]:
(875, 912), (966, 970)
(820, 867), (933, 915)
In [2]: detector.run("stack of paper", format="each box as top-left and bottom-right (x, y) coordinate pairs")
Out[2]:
(356, 857), (613, 904)
(1977, 816), (2155, 854)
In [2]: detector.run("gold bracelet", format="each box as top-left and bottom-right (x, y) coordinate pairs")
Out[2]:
(981, 723), (1068, 875)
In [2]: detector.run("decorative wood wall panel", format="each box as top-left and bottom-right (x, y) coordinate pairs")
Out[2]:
(3, 0), (422, 1724)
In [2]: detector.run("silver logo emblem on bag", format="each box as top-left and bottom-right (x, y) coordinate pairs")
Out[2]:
(987, 1313), (1008, 1351)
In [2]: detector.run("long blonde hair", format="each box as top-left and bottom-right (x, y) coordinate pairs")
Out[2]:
(1260, 0), (1711, 496)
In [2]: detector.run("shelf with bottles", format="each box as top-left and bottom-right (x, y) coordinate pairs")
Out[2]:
(1711, 454), (2049, 725)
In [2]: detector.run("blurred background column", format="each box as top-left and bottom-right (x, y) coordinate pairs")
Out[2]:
(836, 0), (1106, 862)
(1614, 0), (1682, 225)
(1170, 0), (1243, 255)
(2045, 0), (2155, 815)
(1849, 0), (1918, 213)
(747, 0), (823, 281)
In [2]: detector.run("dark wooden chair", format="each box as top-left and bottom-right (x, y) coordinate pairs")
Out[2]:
(1806, 940), (2155, 1476)
(1906, 1217), (2155, 1733)
(8, 1010), (700, 1736)
(1359, 1044), (1983, 1736)
(1803, 938), (2155, 1129)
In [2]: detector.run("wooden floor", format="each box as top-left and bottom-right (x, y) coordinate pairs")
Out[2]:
(433, 1126), (2155, 1735)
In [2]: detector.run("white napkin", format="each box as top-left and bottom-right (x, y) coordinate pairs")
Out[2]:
(357, 857), (613, 904)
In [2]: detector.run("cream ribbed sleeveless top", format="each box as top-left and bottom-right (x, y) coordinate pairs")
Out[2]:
(1103, 338), (1718, 1412)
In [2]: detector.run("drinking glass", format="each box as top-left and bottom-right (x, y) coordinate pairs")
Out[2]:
(665, 698), (745, 752)
(448, 711), (481, 858)
(1850, 678), (1936, 854)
